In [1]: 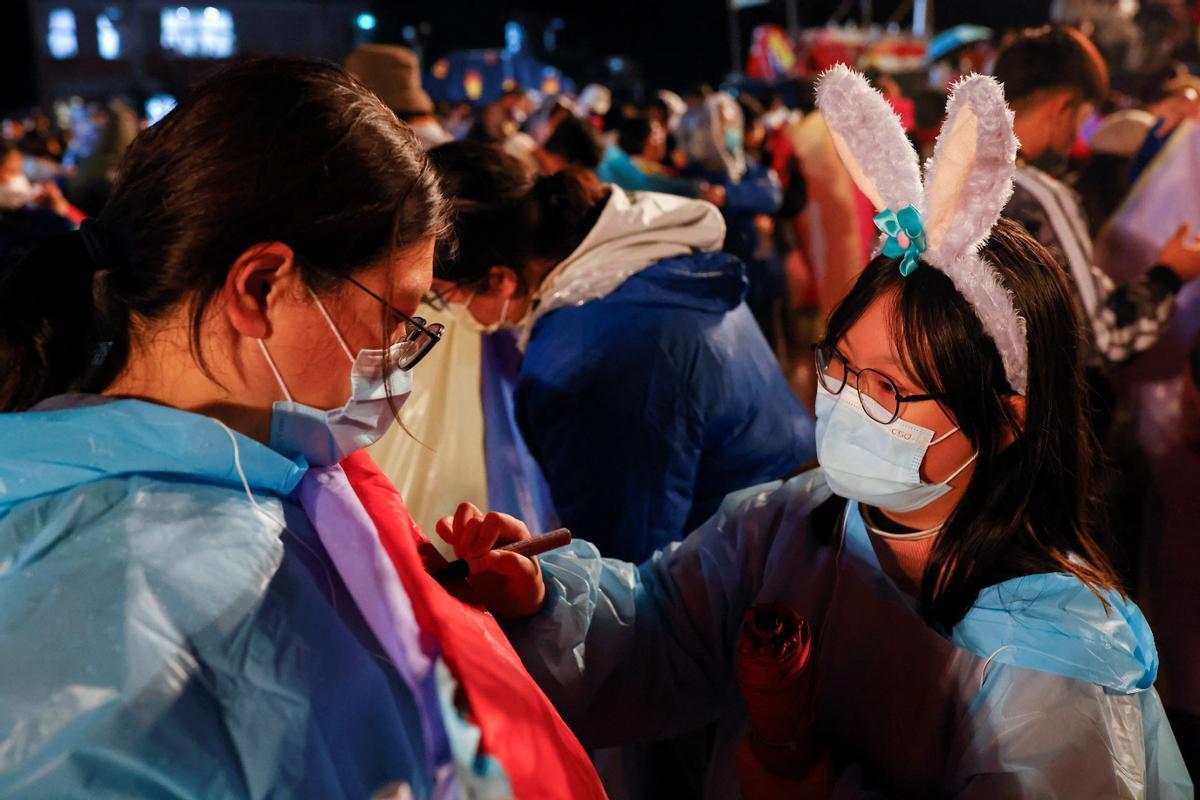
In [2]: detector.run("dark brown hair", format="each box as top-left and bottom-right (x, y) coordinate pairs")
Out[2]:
(616, 113), (654, 157)
(0, 57), (448, 411)
(994, 25), (1110, 107)
(544, 116), (604, 170)
(428, 140), (607, 294)
(825, 217), (1121, 629)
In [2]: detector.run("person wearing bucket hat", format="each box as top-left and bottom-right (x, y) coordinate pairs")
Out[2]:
(346, 44), (451, 150)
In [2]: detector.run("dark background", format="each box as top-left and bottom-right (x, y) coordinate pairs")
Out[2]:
(374, 0), (1052, 88)
(0, 0), (1054, 112)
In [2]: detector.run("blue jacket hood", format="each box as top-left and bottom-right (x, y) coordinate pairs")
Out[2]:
(0, 397), (306, 513)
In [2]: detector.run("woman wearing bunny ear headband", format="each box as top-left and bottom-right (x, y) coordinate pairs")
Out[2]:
(484, 66), (1192, 797)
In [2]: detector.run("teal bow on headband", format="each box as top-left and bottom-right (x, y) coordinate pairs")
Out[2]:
(874, 205), (926, 277)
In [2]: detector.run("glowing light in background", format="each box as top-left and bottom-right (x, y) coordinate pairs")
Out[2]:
(97, 12), (121, 60)
(146, 94), (177, 126)
(47, 9), (78, 60)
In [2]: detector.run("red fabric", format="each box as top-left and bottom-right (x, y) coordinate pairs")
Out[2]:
(340, 451), (607, 800)
(63, 205), (86, 226)
(734, 604), (831, 797)
(885, 96), (917, 134)
(736, 604), (820, 778)
(768, 128), (795, 192)
(770, 131), (820, 309)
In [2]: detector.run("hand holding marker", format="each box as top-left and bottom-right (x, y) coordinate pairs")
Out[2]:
(431, 527), (572, 585)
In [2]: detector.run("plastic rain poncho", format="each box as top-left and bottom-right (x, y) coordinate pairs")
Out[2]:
(501, 470), (1194, 798)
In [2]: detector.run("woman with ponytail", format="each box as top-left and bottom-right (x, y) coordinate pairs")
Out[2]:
(0, 58), (607, 799)
(478, 68), (1192, 798)
(428, 141), (815, 563)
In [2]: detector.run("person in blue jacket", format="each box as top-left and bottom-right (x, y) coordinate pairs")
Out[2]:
(597, 112), (724, 204)
(0, 58), (607, 799)
(678, 92), (785, 341)
(439, 216), (1194, 798)
(426, 141), (815, 562)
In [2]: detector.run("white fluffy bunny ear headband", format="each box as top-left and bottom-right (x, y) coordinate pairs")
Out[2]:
(816, 64), (1027, 395)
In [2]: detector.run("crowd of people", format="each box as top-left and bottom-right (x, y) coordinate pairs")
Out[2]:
(1, 18), (1199, 800)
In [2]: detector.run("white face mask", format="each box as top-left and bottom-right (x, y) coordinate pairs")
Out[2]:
(445, 291), (504, 335)
(761, 107), (791, 131)
(259, 289), (413, 466)
(445, 290), (531, 335)
(0, 174), (34, 211)
(815, 383), (977, 513)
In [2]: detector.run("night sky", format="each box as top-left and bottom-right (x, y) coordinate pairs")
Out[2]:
(372, 0), (1053, 88)
(1, 0), (1054, 113)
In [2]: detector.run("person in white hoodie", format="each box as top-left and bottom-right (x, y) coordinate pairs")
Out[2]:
(440, 69), (1192, 799)
(425, 140), (816, 564)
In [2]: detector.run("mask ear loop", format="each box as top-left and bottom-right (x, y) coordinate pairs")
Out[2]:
(927, 424), (977, 486)
(210, 416), (337, 610)
(936, 449), (978, 488)
(307, 288), (356, 363)
(930, 426), (960, 446)
(258, 339), (295, 405)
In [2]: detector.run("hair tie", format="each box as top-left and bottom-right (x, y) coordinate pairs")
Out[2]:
(77, 218), (110, 273)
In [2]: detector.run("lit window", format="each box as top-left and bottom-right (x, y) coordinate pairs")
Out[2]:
(48, 9), (78, 59)
(97, 12), (121, 60)
(160, 7), (236, 58)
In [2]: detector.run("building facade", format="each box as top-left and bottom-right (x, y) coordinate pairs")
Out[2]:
(28, 1), (373, 110)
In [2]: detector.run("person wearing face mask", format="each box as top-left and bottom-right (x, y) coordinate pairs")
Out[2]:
(0, 59), (608, 799)
(0, 139), (81, 263)
(477, 69), (1191, 798)
(596, 111), (723, 202)
(677, 92), (785, 343)
(997, 25), (1200, 372)
(997, 25), (1200, 670)
(426, 140), (815, 565)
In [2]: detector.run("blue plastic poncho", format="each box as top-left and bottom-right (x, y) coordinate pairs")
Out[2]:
(0, 398), (487, 799)
(502, 470), (1194, 798)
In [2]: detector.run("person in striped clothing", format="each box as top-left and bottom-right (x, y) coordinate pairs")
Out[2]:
(994, 25), (1200, 369)
(996, 28), (1200, 780)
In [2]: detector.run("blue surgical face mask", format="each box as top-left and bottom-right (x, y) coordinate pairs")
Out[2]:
(723, 127), (744, 154)
(815, 384), (976, 513)
(259, 289), (413, 466)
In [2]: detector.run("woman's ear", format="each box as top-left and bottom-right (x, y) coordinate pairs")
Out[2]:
(224, 242), (298, 339)
(999, 393), (1027, 450)
(487, 265), (522, 300)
